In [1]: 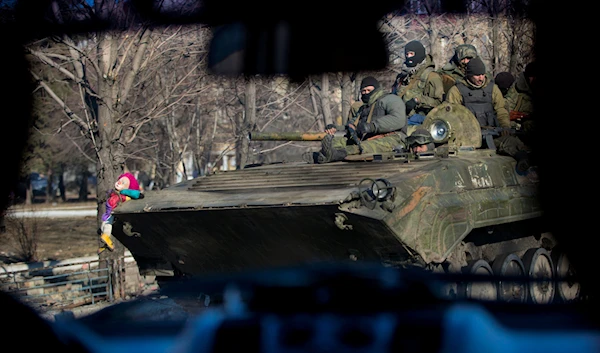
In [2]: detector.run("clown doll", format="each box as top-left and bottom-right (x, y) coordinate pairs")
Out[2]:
(99, 172), (144, 253)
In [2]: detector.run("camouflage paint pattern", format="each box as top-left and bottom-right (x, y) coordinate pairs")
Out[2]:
(338, 151), (541, 264)
(422, 102), (482, 148)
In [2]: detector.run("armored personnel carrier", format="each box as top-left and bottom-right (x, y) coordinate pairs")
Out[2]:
(112, 102), (580, 304)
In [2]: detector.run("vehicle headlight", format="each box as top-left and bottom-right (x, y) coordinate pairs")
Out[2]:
(429, 119), (450, 143)
(357, 178), (395, 208)
(371, 178), (393, 202)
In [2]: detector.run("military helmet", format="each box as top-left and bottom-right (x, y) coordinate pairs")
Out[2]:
(455, 44), (478, 61)
(406, 129), (434, 147)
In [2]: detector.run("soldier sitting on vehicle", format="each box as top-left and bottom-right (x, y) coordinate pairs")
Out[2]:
(445, 57), (536, 178)
(314, 76), (407, 163)
(505, 61), (537, 144)
(494, 71), (515, 97)
(505, 62), (536, 117)
(437, 44), (479, 97)
(392, 40), (445, 127)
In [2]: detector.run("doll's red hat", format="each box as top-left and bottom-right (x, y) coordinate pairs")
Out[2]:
(118, 172), (139, 191)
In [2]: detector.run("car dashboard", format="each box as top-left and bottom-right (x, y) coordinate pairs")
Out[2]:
(28, 263), (600, 353)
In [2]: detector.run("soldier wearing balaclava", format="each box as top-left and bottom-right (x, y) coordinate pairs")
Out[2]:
(404, 40), (426, 67)
(392, 40), (427, 93)
(359, 76), (380, 104)
(392, 40), (444, 125)
(312, 76), (407, 163)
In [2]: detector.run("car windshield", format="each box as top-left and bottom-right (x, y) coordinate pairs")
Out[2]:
(0, 0), (594, 325)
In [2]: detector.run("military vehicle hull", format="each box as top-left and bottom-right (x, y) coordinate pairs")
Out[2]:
(114, 204), (411, 276)
(114, 154), (543, 273)
(112, 103), (581, 304)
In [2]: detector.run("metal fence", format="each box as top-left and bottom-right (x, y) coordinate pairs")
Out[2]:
(0, 254), (136, 310)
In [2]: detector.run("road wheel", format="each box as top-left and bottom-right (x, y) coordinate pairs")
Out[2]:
(492, 253), (527, 303)
(462, 259), (497, 301)
(522, 247), (555, 304)
(551, 247), (581, 302)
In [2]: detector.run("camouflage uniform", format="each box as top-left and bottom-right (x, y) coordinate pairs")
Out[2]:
(505, 64), (536, 142)
(333, 133), (405, 155)
(505, 71), (534, 115)
(318, 87), (407, 162)
(395, 54), (445, 117)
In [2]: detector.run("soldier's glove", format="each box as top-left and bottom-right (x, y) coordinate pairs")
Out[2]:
(357, 121), (376, 136)
(325, 124), (337, 131)
(405, 98), (418, 114)
(395, 71), (408, 82)
(392, 72), (408, 94)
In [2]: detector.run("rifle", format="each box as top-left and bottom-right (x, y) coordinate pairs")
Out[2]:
(391, 71), (408, 95)
(346, 124), (364, 154)
(480, 126), (520, 150)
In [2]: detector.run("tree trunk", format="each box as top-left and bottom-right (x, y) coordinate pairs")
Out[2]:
(96, 96), (127, 300)
(193, 100), (205, 177)
(164, 110), (183, 184)
(45, 168), (53, 204)
(58, 172), (66, 202)
(309, 79), (323, 131)
(237, 76), (256, 169)
(320, 73), (333, 126)
(353, 73), (362, 102)
(78, 170), (89, 202)
(26, 178), (32, 206)
(491, 15), (500, 75)
(340, 73), (353, 126)
(428, 19), (442, 70)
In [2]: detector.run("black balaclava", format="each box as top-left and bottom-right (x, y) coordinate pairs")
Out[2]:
(466, 57), (486, 76)
(494, 72), (515, 91)
(404, 40), (426, 67)
(360, 76), (380, 103)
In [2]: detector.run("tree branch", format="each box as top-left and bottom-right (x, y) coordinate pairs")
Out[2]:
(119, 28), (153, 104)
(65, 132), (96, 164)
(27, 48), (78, 81)
(30, 71), (89, 131)
(113, 27), (144, 81)
(27, 47), (103, 101)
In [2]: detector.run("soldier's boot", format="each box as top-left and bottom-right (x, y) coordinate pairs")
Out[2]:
(514, 151), (531, 176)
(317, 134), (347, 163)
(100, 233), (115, 252)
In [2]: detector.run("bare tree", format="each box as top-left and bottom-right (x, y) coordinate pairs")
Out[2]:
(25, 1), (212, 297)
